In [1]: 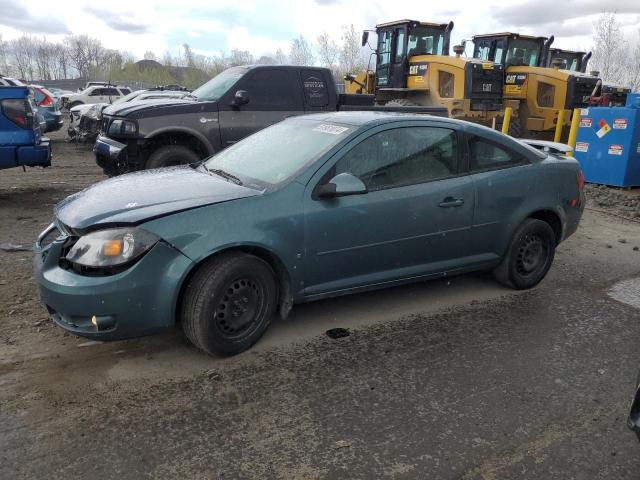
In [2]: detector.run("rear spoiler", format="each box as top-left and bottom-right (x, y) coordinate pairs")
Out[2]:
(519, 139), (573, 155)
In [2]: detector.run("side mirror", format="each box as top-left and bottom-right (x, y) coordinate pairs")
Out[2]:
(317, 172), (367, 199)
(361, 31), (369, 47)
(231, 90), (249, 107)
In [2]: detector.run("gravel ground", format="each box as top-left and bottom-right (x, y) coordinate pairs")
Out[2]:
(1, 125), (640, 479)
(585, 184), (640, 219)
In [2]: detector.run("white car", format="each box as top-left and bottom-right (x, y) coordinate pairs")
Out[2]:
(0, 76), (26, 86)
(60, 85), (132, 110)
(68, 89), (190, 141)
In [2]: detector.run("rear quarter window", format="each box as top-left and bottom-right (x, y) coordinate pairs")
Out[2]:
(469, 137), (529, 171)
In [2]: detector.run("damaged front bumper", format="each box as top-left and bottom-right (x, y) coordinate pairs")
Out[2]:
(94, 135), (128, 175)
(34, 229), (193, 341)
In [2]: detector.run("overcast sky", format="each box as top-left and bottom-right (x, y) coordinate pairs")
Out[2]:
(1, 0), (639, 59)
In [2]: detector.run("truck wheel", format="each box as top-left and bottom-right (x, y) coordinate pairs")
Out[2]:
(181, 253), (278, 356)
(385, 98), (419, 107)
(493, 219), (556, 290)
(496, 115), (522, 137)
(145, 145), (200, 170)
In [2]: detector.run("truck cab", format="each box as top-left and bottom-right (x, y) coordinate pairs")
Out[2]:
(0, 86), (51, 170)
(94, 66), (344, 175)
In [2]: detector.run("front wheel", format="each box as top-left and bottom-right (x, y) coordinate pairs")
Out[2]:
(181, 253), (278, 356)
(145, 145), (200, 170)
(494, 219), (556, 289)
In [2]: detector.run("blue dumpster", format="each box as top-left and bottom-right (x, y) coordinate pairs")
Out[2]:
(573, 95), (640, 187)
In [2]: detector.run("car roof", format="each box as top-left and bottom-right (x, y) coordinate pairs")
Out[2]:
(297, 111), (465, 128)
(294, 111), (545, 161)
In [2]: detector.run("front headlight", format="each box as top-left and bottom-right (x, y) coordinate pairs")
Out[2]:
(108, 119), (137, 136)
(66, 227), (159, 268)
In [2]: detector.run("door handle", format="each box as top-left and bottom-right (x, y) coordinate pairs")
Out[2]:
(439, 197), (464, 208)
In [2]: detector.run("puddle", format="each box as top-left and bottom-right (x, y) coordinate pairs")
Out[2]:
(326, 328), (350, 339)
(608, 277), (640, 309)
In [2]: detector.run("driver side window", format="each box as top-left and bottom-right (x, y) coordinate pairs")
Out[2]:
(333, 127), (458, 191)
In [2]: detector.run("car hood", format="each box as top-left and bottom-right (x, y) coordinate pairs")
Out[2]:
(55, 166), (261, 230)
(102, 97), (203, 118)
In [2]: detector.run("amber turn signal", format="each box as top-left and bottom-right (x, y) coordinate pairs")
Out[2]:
(102, 239), (123, 257)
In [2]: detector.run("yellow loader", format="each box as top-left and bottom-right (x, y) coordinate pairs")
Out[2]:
(345, 20), (504, 125)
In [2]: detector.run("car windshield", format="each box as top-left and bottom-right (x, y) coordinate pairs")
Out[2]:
(191, 67), (249, 101)
(203, 119), (354, 188)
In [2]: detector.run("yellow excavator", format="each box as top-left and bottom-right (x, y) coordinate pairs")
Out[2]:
(471, 33), (601, 137)
(344, 20), (505, 125)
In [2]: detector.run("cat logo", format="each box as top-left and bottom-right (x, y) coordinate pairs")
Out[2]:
(482, 84), (492, 92)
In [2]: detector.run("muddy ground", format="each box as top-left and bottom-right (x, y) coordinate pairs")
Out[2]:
(1, 127), (640, 479)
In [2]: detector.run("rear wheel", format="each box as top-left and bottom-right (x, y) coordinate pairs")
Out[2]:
(494, 219), (556, 289)
(181, 253), (278, 356)
(145, 145), (200, 170)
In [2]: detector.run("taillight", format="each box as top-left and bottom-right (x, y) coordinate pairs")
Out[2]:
(37, 88), (53, 107)
(1, 99), (33, 128)
(577, 170), (585, 191)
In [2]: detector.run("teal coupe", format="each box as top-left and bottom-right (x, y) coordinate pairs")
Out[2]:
(35, 112), (585, 356)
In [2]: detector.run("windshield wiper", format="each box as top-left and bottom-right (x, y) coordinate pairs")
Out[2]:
(202, 165), (243, 185)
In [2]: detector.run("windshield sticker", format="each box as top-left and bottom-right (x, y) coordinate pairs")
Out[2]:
(575, 142), (589, 153)
(313, 124), (349, 135)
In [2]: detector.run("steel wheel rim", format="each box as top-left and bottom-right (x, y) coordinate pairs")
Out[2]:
(214, 277), (265, 339)
(516, 234), (548, 275)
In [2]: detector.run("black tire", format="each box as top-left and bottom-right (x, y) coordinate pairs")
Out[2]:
(145, 145), (200, 170)
(494, 219), (556, 290)
(385, 98), (419, 107)
(181, 253), (278, 356)
(496, 115), (522, 138)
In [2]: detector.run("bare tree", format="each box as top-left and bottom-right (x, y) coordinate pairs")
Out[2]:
(339, 25), (366, 75)
(10, 36), (37, 80)
(591, 13), (629, 84)
(143, 50), (158, 61)
(316, 32), (340, 74)
(274, 47), (287, 65)
(0, 34), (9, 75)
(627, 30), (640, 92)
(182, 43), (195, 68)
(228, 49), (254, 66)
(289, 35), (314, 66)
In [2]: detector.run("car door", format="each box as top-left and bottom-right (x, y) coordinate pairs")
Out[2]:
(303, 123), (475, 296)
(467, 134), (533, 258)
(104, 88), (120, 103)
(218, 68), (304, 146)
(88, 88), (103, 103)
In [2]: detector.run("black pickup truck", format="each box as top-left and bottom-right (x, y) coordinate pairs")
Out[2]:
(94, 65), (447, 176)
